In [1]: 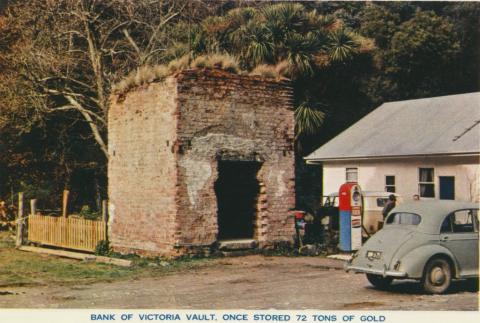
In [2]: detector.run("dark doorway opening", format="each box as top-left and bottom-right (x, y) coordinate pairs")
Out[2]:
(215, 160), (261, 240)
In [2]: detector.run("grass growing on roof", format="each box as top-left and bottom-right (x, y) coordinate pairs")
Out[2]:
(112, 52), (286, 97)
(249, 64), (279, 79)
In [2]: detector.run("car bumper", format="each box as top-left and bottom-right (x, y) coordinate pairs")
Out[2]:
(345, 264), (407, 278)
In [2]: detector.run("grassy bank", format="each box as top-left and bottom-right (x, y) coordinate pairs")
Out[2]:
(0, 231), (211, 287)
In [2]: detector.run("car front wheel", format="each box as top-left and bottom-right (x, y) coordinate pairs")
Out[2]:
(422, 258), (452, 294)
(366, 274), (393, 289)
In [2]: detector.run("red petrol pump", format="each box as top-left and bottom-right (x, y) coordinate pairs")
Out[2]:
(339, 183), (363, 251)
(294, 210), (306, 248)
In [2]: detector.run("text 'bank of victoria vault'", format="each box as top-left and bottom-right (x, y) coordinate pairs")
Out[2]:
(108, 69), (296, 256)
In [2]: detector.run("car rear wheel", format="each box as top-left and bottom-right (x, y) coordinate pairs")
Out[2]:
(366, 274), (393, 289)
(422, 258), (451, 294)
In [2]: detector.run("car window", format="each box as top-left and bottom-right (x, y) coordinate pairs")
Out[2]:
(441, 209), (479, 233)
(440, 215), (452, 233)
(386, 212), (421, 225)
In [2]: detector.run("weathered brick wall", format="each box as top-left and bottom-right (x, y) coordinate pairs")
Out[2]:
(108, 80), (179, 255)
(109, 69), (296, 257)
(174, 70), (296, 249)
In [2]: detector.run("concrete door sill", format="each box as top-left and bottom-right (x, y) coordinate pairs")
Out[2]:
(218, 239), (258, 251)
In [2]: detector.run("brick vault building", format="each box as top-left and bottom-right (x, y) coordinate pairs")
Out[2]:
(108, 69), (296, 256)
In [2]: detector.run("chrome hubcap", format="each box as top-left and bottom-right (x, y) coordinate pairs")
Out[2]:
(431, 267), (446, 285)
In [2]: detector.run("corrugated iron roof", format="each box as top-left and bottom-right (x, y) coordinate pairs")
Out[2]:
(305, 92), (480, 161)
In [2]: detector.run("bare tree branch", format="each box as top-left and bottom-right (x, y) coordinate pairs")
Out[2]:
(122, 28), (141, 57)
(65, 95), (108, 157)
(1, 0), (195, 163)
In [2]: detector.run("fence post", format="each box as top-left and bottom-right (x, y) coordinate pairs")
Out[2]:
(101, 200), (108, 222)
(62, 190), (69, 218)
(16, 192), (24, 248)
(30, 199), (37, 216)
(101, 200), (108, 243)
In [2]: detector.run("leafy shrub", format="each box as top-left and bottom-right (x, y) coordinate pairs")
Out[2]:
(78, 205), (100, 220)
(95, 240), (111, 256)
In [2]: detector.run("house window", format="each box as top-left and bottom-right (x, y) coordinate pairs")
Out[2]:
(385, 175), (395, 193)
(346, 168), (358, 182)
(419, 168), (435, 198)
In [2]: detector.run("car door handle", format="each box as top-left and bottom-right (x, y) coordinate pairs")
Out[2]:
(441, 236), (449, 241)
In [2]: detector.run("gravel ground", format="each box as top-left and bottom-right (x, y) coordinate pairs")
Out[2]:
(0, 255), (477, 310)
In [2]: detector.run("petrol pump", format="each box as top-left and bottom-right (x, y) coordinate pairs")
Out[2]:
(338, 183), (363, 252)
(293, 210), (306, 248)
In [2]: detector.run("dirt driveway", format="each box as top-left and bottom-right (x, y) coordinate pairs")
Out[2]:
(0, 255), (478, 310)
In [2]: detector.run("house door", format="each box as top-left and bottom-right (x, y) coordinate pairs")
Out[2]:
(215, 160), (261, 240)
(439, 176), (455, 200)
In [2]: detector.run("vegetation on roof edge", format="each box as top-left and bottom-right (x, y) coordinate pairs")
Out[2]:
(112, 54), (289, 96)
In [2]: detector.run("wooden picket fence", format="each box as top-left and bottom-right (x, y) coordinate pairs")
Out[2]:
(27, 214), (106, 252)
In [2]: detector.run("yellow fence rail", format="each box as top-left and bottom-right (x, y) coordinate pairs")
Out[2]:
(28, 215), (106, 252)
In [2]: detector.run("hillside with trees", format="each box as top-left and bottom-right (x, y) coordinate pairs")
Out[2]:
(0, 1), (478, 211)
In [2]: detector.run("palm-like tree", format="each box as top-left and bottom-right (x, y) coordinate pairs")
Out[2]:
(294, 103), (326, 140)
(170, 3), (372, 149)
(327, 29), (359, 62)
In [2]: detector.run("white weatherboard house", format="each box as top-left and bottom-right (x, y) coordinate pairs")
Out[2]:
(305, 92), (480, 202)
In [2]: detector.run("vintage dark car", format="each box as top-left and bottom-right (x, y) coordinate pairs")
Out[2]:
(345, 200), (479, 294)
